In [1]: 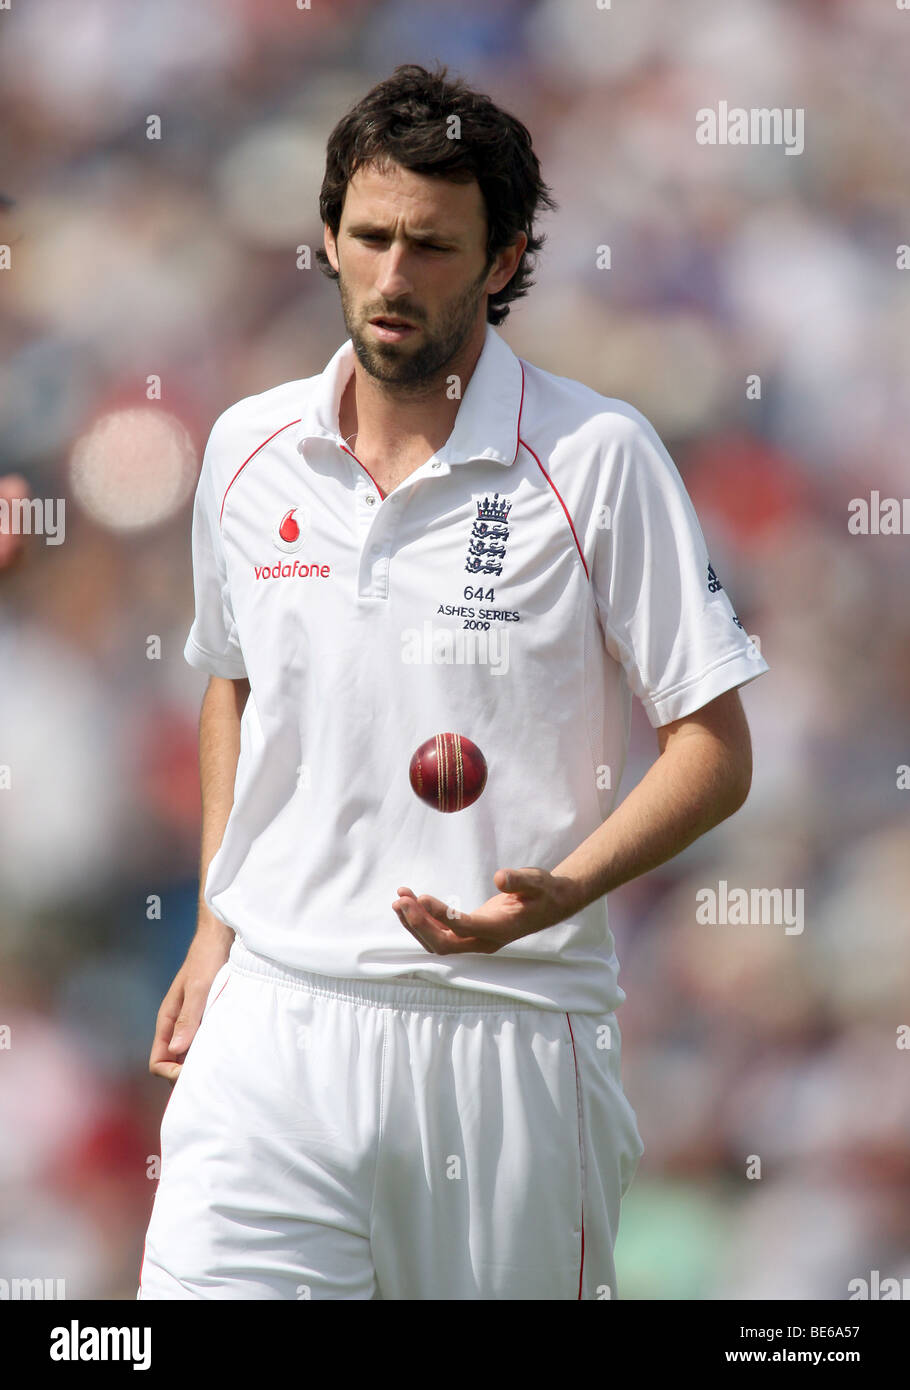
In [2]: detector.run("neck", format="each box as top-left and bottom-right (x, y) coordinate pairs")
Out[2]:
(339, 322), (487, 465)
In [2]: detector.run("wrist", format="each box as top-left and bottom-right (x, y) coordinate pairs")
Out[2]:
(551, 870), (592, 920)
(195, 908), (234, 943)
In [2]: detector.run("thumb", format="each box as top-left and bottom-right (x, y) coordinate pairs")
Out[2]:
(497, 868), (526, 894)
(499, 867), (547, 897)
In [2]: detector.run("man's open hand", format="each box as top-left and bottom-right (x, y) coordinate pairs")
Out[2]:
(392, 867), (582, 955)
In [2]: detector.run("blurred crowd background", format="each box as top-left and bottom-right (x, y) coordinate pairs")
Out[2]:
(1, 0), (909, 1300)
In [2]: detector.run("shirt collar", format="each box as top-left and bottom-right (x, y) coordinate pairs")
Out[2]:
(294, 322), (524, 468)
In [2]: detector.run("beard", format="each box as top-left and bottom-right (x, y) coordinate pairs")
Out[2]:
(337, 260), (492, 392)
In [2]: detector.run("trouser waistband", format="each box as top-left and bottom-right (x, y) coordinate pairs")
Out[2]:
(228, 938), (550, 1014)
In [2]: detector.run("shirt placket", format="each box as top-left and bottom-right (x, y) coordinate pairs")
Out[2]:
(345, 449), (447, 600)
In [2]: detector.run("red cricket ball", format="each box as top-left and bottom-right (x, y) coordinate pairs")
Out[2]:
(409, 733), (488, 813)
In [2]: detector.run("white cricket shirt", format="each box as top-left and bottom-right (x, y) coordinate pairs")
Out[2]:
(184, 323), (769, 1014)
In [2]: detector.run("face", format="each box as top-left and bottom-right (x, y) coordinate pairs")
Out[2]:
(324, 160), (523, 388)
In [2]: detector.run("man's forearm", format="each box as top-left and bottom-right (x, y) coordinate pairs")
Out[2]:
(196, 675), (249, 937)
(552, 729), (750, 914)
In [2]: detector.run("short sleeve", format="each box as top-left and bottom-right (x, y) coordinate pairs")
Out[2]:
(183, 422), (248, 680)
(591, 410), (768, 727)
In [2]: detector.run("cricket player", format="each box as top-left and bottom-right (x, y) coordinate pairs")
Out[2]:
(139, 63), (769, 1300)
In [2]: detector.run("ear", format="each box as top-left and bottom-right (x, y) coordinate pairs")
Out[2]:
(485, 233), (528, 295)
(323, 224), (340, 273)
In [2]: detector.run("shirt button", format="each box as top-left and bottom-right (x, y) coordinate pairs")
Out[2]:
(365, 494), (376, 506)
(431, 460), (441, 470)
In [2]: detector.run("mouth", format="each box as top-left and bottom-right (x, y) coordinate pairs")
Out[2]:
(369, 316), (418, 342)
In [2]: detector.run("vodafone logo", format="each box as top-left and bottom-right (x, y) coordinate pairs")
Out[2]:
(253, 560), (331, 580)
(273, 505), (309, 553)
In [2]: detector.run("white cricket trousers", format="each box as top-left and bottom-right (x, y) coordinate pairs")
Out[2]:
(138, 939), (644, 1300)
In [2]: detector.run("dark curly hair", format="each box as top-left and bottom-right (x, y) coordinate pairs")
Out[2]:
(315, 63), (557, 326)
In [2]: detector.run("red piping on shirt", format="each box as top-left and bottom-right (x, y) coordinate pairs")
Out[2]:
(339, 443), (386, 500)
(512, 361), (526, 461)
(566, 1012), (586, 1300)
(340, 356), (527, 492)
(219, 420), (303, 527)
(519, 435), (590, 580)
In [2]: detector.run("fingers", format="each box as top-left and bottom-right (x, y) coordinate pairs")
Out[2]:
(395, 893), (461, 935)
(167, 986), (210, 1055)
(148, 943), (231, 1083)
(398, 915), (496, 955)
(395, 889), (466, 925)
(392, 878), (545, 955)
(394, 904), (435, 953)
(149, 994), (179, 1073)
(149, 997), (197, 1083)
(148, 981), (205, 1078)
(168, 1013), (194, 1056)
(149, 1058), (183, 1083)
(394, 896), (498, 955)
(149, 1027), (187, 1081)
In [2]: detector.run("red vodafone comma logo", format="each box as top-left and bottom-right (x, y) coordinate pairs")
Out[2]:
(257, 505), (330, 579)
(273, 506), (308, 552)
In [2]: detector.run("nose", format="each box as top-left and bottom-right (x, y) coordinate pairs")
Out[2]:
(374, 243), (413, 301)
